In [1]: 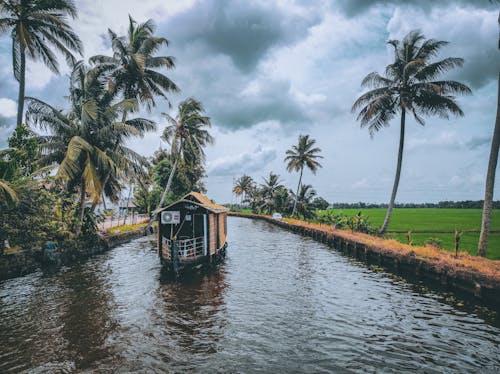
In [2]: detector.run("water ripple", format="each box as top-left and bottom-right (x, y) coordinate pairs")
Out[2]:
(0, 218), (499, 372)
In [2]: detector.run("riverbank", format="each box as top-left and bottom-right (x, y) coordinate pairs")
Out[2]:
(0, 222), (153, 281)
(229, 212), (500, 311)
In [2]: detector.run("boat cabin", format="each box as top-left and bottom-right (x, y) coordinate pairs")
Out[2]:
(156, 192), (229, 273)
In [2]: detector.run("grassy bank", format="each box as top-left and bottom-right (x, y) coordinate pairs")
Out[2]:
(316, 209), (500, 260)
(106, 222), (150, 235)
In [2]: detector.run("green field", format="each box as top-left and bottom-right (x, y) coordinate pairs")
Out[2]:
(329, 209), (500, 260)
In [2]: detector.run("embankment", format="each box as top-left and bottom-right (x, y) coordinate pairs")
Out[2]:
(0, 224), (153, 281)
(229, 212), (500, 311)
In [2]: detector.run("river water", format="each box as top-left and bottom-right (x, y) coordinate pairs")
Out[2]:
(0, 217), (499, 373)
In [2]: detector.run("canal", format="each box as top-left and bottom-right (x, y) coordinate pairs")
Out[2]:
(0, 217), (499, 372)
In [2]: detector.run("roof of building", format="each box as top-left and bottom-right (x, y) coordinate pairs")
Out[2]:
(156, 192), (229, 214)
(119, 201), (137, 209)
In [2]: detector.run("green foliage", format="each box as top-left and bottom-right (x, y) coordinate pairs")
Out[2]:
(153, 155), (206, 201)
(291, 184), (317, 219)
(7, 124), (39, 176)
(312, 196), (329, 210)
(425, 237), (443, 248)
(0, 180), (74, 249)
(315, 209), (377, 234)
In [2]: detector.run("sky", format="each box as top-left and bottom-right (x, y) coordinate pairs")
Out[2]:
(0, 0), (499, 204)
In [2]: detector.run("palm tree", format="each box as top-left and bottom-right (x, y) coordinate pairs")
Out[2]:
(0, 180), (17, 208)
(260, 172), (283, 214)
(241, 175), (255, 203)
(0, 0), (83, 126)
(273, 186), (291, 214)
(153, 98), (214, 212)
(284, 134), (323, 216)
(0, 153), (18, 208)
(27, 62), (155, 234)
(290, 184), (317, 219)
(352, 30), (471, 235)
(232, 177), (245, 205)
(90, 15), (179, 120)
(478, 11), (500, 257)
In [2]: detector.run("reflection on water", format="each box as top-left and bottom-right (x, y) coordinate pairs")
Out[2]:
(0, 217), (499, 372)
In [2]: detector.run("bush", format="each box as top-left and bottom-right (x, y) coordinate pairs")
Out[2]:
(314, 210), (377, 234)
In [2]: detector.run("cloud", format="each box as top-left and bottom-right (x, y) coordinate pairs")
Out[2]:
(336, 0), (497, 17)
(386, 6), (499, 89)
(0, 116), (15, 148)
(466, 136), (491, 150)
(0, 98), (17, 118)
(407, 131), (463, 151)
(207, 145), (277, 176)
(164, 0), (319, 72)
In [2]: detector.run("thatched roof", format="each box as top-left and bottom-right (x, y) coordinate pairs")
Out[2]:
(156, 192), (229, 214)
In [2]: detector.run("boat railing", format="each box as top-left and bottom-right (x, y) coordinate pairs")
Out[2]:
(164, 236), (204, 259)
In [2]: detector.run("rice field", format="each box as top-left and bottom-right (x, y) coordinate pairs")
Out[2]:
(328, 209), (500, 260)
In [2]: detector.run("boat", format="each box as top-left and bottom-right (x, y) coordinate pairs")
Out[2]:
(156, 192), (229, 275)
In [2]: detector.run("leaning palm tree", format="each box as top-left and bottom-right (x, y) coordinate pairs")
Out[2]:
(90, 15), (179, 120)
(27, 62), (155, 234)
(352, 30), (471, 235)
(0, 180), (18, 208)
(478, 11), (500, 257)
(0, 155), (18, 208)
(0, 0), (83, 126)
(153, 98), (214, 212)
(285, 134), (323, 216)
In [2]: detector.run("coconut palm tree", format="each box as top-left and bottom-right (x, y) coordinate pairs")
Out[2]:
(26, 62), (155, 234)
(478, 11), (500, 257)
(285, 134), (323, 216)
(90, 15), (179, 120)
(290, 184), (316, 219)
(352, 30), (471, 235)
(0, 180), (17, 207)
(0, 0), (83, 126)
(232, 177), (245, 205)
(260, 172), (283, 214)
(233, 174), (254, 206)
(153, 98), (214, 212)
(0, 154), (18, 208)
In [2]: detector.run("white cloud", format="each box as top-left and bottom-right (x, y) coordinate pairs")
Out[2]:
(407, 131), (463, 151)
(207, 145), (277, 176)
(0, 98), (17, 117)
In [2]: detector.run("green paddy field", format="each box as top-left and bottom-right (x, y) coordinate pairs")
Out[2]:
(330, 209), (500, 260)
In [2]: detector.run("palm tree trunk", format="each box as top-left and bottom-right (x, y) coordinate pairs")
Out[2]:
(145, 155), (180, 230)
(478, 72), (500, 257)
(102, 192), (107, 210)
(380, 108), (406, 235)
(157, 156), (179, 210)
(16, 44), (26, 126)
(123, 184), (133, 225)
(76, 178), (86, 235)
(292, 167), (303, 216)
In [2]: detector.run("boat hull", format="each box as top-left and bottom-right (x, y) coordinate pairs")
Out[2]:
(160, 242), (227, 275)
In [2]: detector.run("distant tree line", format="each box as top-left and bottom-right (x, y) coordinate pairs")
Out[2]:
(329, 200), (500, 209)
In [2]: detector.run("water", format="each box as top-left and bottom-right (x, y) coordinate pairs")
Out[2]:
(0, 217), (499, 372)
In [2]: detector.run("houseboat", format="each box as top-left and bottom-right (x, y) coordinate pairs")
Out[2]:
(156, 192), (229, 275)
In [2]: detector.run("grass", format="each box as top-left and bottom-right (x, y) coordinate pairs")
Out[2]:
(106, 222), (149, 235)
(322, 208), (500, 260)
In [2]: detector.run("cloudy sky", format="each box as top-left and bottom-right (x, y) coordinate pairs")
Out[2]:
(0, 0), (498, 204)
